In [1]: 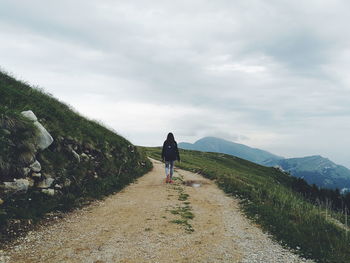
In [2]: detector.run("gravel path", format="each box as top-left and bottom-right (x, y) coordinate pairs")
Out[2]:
(1, 159), (314, 263)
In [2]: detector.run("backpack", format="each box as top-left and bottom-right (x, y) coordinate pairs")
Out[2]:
(164, 142), (177, 160)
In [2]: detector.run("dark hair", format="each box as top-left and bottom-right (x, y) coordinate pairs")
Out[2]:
(166, 132), (175, 143)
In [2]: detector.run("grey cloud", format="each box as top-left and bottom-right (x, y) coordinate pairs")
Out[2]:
(259, 32), (331, 74)
(1, 0), (350, 167)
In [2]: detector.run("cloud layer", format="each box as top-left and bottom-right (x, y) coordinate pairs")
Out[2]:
(1, 0), (350, 167)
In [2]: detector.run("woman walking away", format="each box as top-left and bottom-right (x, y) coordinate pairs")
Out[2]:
(161, 132), (180, 183)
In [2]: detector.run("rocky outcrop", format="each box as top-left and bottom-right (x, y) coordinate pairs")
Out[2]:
(29, 160), (41, 172)
(41, 189), (55, 196)
(21, 111), (53, 150)
(0, 71), (152, 245)
(3, 179), (30, 192)
(0, 110), (147, 201)
(37, 177), (55, 189)
(0, 110), (56, 197)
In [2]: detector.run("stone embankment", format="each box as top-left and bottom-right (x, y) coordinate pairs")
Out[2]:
(1, 110), (148, 241)
(0, 110), (54, 197)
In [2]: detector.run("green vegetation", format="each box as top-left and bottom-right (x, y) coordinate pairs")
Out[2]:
(0, 71), (152, 243)
(170, 205), (194, 219)
(167, 175), (194, 233)
(145, 147), (350, 263)
(178, 193), (189, 201)
(170, 216), (194, 233)
(0, 71), (148, 152)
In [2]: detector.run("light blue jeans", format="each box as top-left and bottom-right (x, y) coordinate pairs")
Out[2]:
(165, 161), (175, 178)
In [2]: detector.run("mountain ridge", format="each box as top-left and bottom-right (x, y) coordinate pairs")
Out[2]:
(178, 136), (283, 165)
(265, 155), (350, 190)
(179, 136), (350, 190)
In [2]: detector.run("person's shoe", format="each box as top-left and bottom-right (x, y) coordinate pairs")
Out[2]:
(169, 180), (174, 184)
(166, 175), (170, 183)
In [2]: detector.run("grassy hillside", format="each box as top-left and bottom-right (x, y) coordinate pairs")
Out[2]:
(145, 147), (350, 263)
(0, 71), (152, 242)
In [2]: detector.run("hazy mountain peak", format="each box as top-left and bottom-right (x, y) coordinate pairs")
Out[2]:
(178, 136), (283, 165)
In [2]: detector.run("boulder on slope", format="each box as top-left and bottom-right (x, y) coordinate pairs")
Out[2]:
(21, 110), (54, 150)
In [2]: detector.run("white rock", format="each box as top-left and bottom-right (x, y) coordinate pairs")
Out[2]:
(21, 110), (37, 121)
(23, 167), (31, 176)
(42, 189), (55, 196)
(20, 152), (35, 165)
(28, 178), (35, 187)
(35, 122), (54, 150)
(81, 153), (89, 160)
(30, 160), (41, 172)
(32, 172), (41, 178)
(72, 150), (80, 162)
(21, 110), (54, 150)
(3, 179), (30, 192)
(37, 178), (55, 189)
(54, 184), (62, 189)
(43, 173), (52, 179)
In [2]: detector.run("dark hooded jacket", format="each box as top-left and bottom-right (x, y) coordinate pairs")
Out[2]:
(161, 134), (180, 161)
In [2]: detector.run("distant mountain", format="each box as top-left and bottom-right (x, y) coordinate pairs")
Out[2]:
(265, 156), (350, 190)
(179, 137), (350, 190)
(178, 137), (283, 165)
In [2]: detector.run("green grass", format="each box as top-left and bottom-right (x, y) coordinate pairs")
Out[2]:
(170, 218), (194, 233)
(145, 147), (350, 263)
(0, 71), (152, 243)
(178, 193), (189, 201)
(170, 205), (194, 219)
(170, 219), (187, 224)
(167, 177), (195, 233)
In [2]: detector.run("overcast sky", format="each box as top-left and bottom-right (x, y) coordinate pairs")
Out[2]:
(1, 0), (350, 167)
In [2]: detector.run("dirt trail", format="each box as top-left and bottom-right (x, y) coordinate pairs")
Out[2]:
(1, 159), (312, 263)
